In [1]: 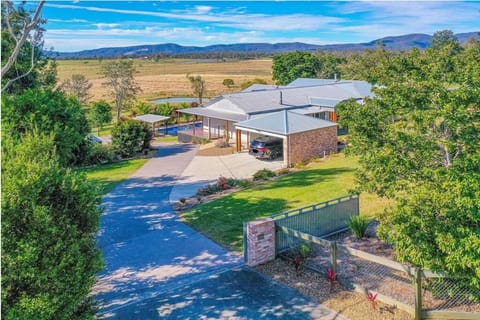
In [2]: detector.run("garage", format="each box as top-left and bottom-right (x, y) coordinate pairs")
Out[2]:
(235, 110), (338, 167)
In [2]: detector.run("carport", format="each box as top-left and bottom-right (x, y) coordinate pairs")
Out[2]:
(235, 110), (338, 167)
(133, 114), (170, 137)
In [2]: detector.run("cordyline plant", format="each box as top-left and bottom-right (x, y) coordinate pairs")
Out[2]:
(367, 291), (378, 310)
(293, 256), (302, 276)
(326, 267), (338, 292)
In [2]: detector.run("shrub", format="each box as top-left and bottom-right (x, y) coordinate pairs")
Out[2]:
(82, 143), (116, 165)
(111, 120), (150, 158)
(215, 138), (229, 148)
(253, 168), (276, 181)
(276, 167), (290, 176)
(348, 215), (369, 239)
(297, 242), (312, 259)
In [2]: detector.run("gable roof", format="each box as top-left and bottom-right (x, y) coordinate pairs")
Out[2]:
(202, 79), (371, 115)
(235, 110), (337, 136)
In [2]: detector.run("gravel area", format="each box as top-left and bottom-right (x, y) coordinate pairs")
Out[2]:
(307, 222), (480, 313)
(255, 258), (414, 320)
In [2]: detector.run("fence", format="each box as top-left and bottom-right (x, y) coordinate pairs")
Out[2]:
(272, 195), (359, 253)
(277, 225), (480, 320)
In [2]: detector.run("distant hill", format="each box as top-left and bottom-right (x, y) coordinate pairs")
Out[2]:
(46, 32), (479, 60)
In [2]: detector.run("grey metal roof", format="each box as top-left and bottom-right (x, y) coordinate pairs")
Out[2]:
(242, 84), (280, 92)
(179, 107), (247, 122)
(134, 114), (170, 123)
(308, 97), (344, 108)
(235, 110), (337, 136)
(286, 78), (339, 87)
(290, 106), (333, 115)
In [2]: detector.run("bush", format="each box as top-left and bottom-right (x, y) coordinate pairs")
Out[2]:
(2, 133), (103, 319)
(82, 143), (116, 165)
(296, 242), (312, 259)
(215, 138), (229, 148)
(276, 167), (290, 176)
(253, 168), (276, 181)
(111, 120), (151, 158)
(348, 215), (369, 239)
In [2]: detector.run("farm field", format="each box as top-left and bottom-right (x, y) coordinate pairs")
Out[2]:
(56, 58), (273, 101)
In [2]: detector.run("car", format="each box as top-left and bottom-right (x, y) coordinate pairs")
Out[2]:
(248, 136), (283, 160)
(86, 133), (103, 144)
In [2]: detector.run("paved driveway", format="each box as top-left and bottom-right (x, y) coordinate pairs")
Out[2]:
(94, 143), (346, 319)
(170, 151), (284, 202)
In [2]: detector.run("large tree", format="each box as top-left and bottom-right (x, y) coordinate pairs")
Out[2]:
(187, 74), (206, 104)
(1, 0), (46, 93)
(60, 74), (93, 105)
(338, 37), (480, 289)
(2, 132), (103, 319)
(89, 100), (113, 135)
(101, 60), (140, 122)
(272, 51), (322, 85)
(2, 88), (91, 166)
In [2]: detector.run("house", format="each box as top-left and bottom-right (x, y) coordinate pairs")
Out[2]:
(178, 78), (373, 166)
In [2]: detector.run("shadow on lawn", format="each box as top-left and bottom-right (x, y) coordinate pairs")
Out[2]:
(259, 167), (355, 191)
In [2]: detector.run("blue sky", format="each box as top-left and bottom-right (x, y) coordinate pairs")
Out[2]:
(41, 1), (480, 52)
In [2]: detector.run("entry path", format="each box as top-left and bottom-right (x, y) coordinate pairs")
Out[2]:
(94, 143), (347, 319)
(94, 143), (242, 317)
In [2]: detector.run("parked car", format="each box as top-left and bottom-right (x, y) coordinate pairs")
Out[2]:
(249, 136), (283, 160)
(86, 133), (103, 144)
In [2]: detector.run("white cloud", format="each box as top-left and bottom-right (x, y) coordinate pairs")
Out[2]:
(93, 23), (121, 29)
(195, 6), (213, 14)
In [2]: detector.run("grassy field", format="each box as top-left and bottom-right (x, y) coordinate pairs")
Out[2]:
(57, 58), (273, 101)
(78, 158), (149, 195)
(182, 155), (392, 252)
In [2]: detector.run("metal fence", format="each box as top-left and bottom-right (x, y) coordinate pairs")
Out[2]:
(272, 195), (359, 253)
(277, 225), (480, 319)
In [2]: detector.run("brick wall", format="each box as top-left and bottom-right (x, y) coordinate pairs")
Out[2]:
(287, 126), (337, 166)
(245, 218), (275, 267)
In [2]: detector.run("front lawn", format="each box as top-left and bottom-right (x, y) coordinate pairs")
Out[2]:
(182, 154), (392, 252)
(78, 158), (149, 195)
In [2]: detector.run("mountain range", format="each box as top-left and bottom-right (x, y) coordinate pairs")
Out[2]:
(47, 32), (479, 60)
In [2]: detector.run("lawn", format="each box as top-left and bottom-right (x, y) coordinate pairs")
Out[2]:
(78, 158), (149, 195)
(182, 155), (392, 252)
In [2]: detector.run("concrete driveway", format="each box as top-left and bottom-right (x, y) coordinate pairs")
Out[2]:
(170, 151), (284, 202)
(94, 143), (346, 319)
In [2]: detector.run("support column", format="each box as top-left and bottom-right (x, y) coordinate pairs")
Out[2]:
(225, 121), (230, 143)
(330, 111), (337, 123)
(208, 117), (211, 139)
(236, 129), (241, 152)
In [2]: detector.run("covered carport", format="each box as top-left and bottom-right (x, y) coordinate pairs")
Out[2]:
(133, 114), (170, 137)
(235, 110), (338, 167)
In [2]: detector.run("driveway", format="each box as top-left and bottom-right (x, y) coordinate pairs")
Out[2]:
(170, 151), (284, 202)
(94, 143), (346, 319)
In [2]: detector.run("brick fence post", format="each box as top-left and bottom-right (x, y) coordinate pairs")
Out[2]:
(245, 218), (276, 267)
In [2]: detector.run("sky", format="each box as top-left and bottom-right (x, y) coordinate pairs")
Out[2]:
(40, 1), (480, 52)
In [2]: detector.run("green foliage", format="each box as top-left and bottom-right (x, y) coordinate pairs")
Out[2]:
(253, 168), (276, 181)
(222, 78), (234, 87)
(240, 78), (267, 90)
(1, 132), (103, 319)
(338, 36), (480, 289)
(2, 88), (90, 166)
(1, 1), (49, 94)
(272, 51), (322, 85)
(187, 74), (206, 104)
(155, 102), (175, 124)
(60, 74), (92, 104)
(134, 100), (154, 115)
(347, 216), (369, 239)
(295, 243), (312, 259)
(100, 60), (140, 121)
(89, 100), (113, 135)
(111, 120), (150, 157)
(81, 143), (116, 166)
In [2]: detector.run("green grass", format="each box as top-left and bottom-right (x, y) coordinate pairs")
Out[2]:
(182, 155), (392, 252)
(154, 135), (179, 143)
(78, 159), (149, 195)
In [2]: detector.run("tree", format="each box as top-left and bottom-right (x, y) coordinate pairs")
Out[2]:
(111, 120), (151, 157)
(89, 100), (113, 135)
(187, 74), (206, 104)
(61, 74), (93, 105)
(2, 88), (91, 166)
(1, 0), (46, 92)
(430, 29), (461, 51)
(134, 100), (154, 116)
(272, 51), (322, 85)
(2, 132), (103, 319)
(337, 40), (480, 290)
(101, 60), (140, 122)
(222, 78), (234, 88)
(240, 78), (267, 90)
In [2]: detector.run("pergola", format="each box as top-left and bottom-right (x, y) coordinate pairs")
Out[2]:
(133, 114), (170, 136)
